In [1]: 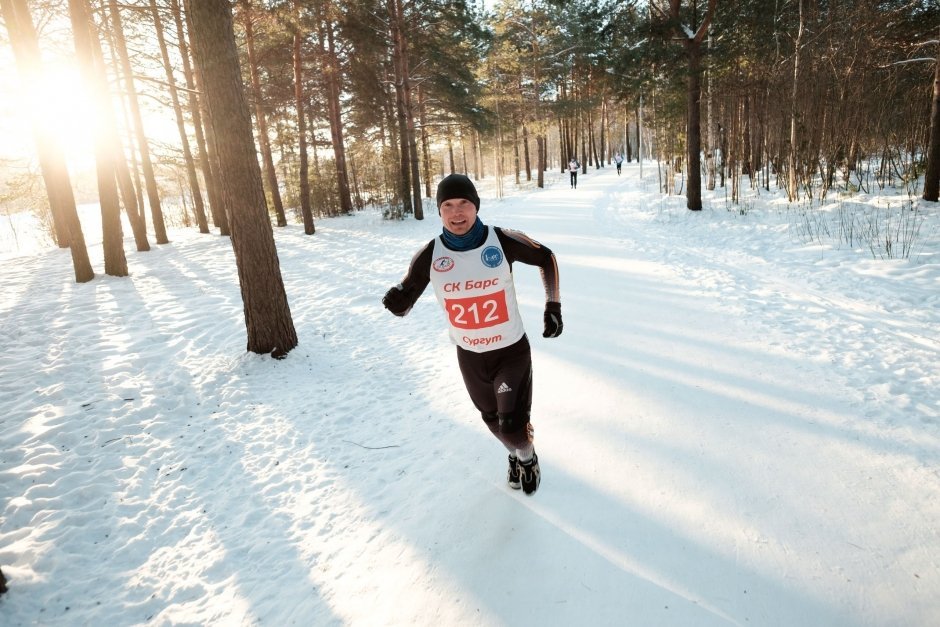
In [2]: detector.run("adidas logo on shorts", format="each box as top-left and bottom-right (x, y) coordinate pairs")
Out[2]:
(497, 382), (512, 394)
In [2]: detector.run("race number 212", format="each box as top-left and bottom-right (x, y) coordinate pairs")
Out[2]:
(445, 291), (509, 329)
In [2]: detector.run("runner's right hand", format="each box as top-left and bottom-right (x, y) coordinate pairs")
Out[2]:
(382, 284), (410, 315)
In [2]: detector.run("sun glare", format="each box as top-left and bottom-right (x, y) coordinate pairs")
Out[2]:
(11, 58), (101, 170)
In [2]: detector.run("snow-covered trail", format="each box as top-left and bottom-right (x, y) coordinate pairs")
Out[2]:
(482, 165), (940, 626)
(1, 163), (938, 626)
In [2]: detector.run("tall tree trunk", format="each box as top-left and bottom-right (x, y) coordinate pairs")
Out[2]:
(924, 29), (940, 202)
(494, 95), (504, 198)
(319, 6), (353, 215)
(560, 118), (568, 172)
(635, 103), (641, 166)
(522, 121), (531, 181)
(537, 134), (545, 187)
(109, 0), (168, 244)
(350, 157), (363, 209)
(580, 111), (587, 171)
(473, 129), (482, 179)
(67, 0), (130, 275)
(686, 34), (706, 203)
(241, 3), (287, 227)
(531, 42), (545, 188)
(115, 151), (151, 251)
(173, 0), (223, 232)
(729, 94), (740, 202)
(788, 0), (805, 201)
(1, 0), (93, 282)
(418, 85), (433, 198)
(72, 0), (150, 251)
(95, 4), (149, 248)
(666, 0), (717, 211)
(195, 80), (230, 234)
(293, 3), (315, 234)
(741, 93), (752, 177)
(151, 0), (209, 234)
(186, 0), (298, 357)
(457, 133), (467, 172)
(387, 0), (422, 219)
(626, 123), (632, 162)
(447, 135), (455, 174)
(387, 0), (412, 215)
(590, 109), (600, 169)
(380, 63), (403, 214)
(122, 111), (146, 224)
(706, 32), (717, 191)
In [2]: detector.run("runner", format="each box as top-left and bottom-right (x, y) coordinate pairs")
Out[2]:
(383, 174), (562, 495)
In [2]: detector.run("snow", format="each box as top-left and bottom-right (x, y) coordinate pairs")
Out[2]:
(1, 163), (939, 626)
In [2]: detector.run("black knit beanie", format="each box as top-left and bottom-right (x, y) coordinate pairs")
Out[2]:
(436, 174), (480, 212)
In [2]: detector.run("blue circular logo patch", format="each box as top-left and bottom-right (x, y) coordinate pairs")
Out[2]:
(481, 246), (503, 268)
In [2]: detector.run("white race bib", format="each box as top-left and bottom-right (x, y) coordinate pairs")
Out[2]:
(429, 229), (525, 352)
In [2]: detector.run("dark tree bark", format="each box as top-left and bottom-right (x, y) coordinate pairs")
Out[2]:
(186, 0), (298, 357)
(924, 32), (940, 202)
(447, 135), (456, 174)
(108, 0), (168, 244)
(67, 0), (129, 275)
(395, 0), (423, 220)
(635, 105), (640, 163)
(321, 7), (353, 214)
(788, 0), (805, 201)
(418, 85), (433, 198)
(70, 0), (150, 252)
(241, 2), (287, 227)
(114, 149), (151, 251)
(172, 0), (225, 232)
(387, 0), (413, 217)
(589, 109), (600, 169)
(1, 0), (94, 282)
(150, 0), (209, 234)
(666, 0), (718, 211)
(522, 120), (532, 181)
(686, 43), (704, 208)
(293, 1), (315, 234)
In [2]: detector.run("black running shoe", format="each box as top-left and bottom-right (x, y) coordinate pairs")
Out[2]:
(518, 453), (540, 495)
(508, 454), (521, 489)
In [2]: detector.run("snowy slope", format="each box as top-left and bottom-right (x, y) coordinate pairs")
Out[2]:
(1, 163), (938, 626)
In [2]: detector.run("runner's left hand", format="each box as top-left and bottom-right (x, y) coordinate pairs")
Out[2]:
(543, 302), (563, 338)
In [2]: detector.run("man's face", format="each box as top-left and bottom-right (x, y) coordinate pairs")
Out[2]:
(439, 198), (477, 235)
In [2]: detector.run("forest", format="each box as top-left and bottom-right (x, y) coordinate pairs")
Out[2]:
(1, 0), (938, 355)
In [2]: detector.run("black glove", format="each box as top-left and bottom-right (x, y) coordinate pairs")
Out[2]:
(542, 302), (563, 338)
(382, 284), (410, 315)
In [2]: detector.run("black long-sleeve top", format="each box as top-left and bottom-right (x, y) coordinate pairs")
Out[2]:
(393, 226), (560, 315)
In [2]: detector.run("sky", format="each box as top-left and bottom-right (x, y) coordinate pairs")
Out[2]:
(1, 163), (938, 625)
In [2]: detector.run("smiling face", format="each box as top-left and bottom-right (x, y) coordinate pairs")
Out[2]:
(439, 198), (478, 235)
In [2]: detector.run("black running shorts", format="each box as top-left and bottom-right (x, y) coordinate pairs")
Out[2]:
(455, 335), (532, 422)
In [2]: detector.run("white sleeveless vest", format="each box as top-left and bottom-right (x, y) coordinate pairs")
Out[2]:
(429, 228), (525, 352)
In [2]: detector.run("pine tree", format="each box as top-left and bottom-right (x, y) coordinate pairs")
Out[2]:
(0, 0), (94, 282)
(186, 0), (298, 357)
